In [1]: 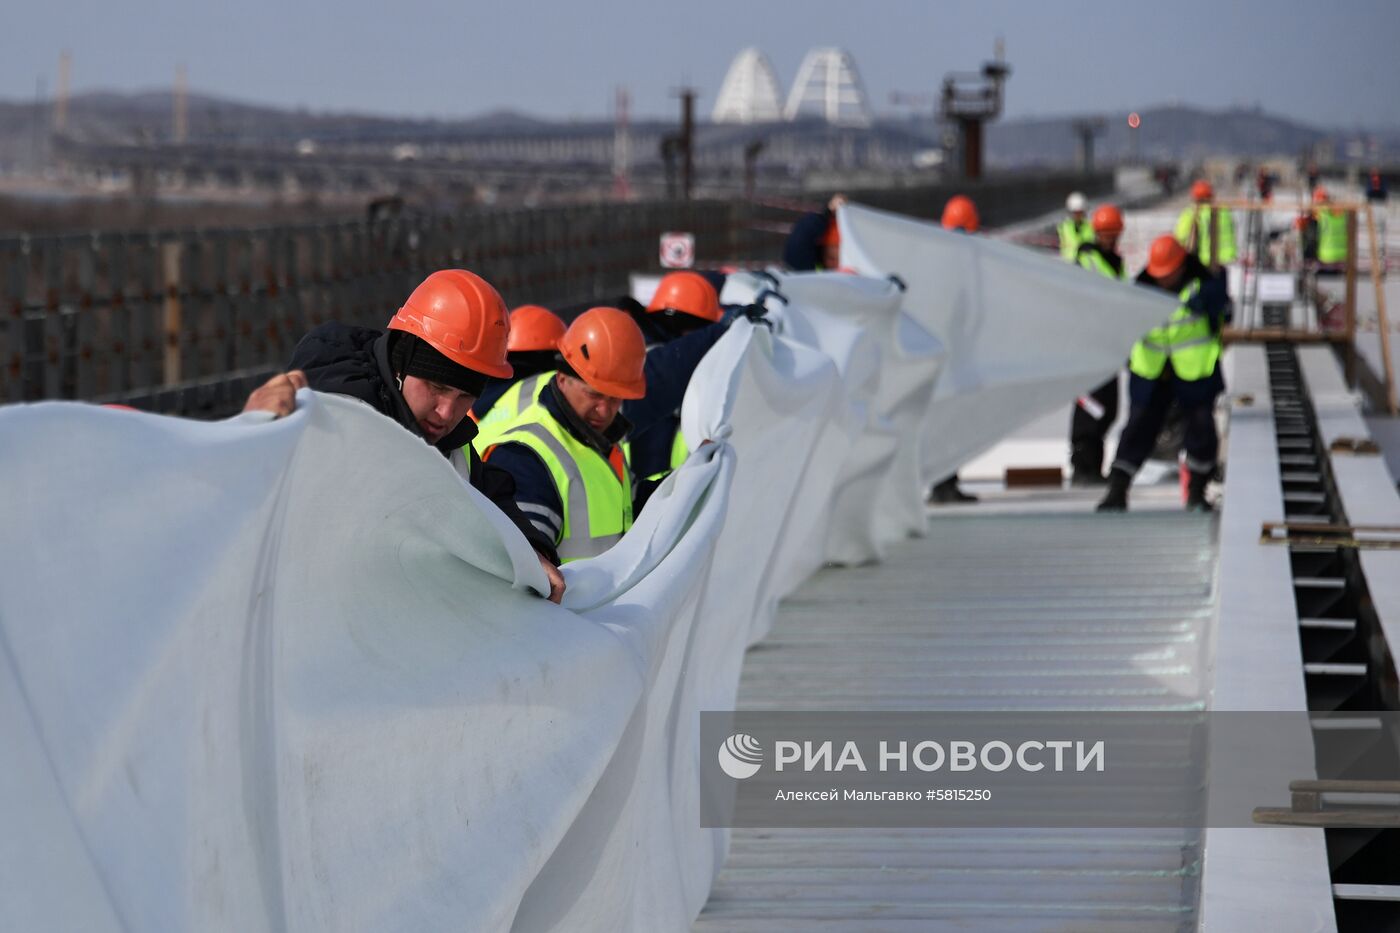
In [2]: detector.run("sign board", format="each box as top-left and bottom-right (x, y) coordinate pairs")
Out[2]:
(660, 232), (695, 269)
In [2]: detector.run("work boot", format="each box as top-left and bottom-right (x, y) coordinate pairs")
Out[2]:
(928, 476), (978, 505)
(1070, 469), (1107, 487)
(1095, 469), (1131, 512)
(1185, 470), (1214, 512)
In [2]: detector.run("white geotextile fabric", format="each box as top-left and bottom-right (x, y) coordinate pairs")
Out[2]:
(836, 201), (1180, 485)
(2, 205), (1178, 932)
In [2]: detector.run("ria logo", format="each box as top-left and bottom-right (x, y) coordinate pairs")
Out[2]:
(718, 733), (764, 779)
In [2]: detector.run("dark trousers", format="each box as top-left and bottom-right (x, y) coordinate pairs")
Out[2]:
(1069, 375), (1120, 477)
(1111, 372), (1220, 476)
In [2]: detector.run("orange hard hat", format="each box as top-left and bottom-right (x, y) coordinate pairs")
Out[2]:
(388, 270), (513, 379)
(1147, 235), (1188, 278)
(1091, 204), (1125, 234)
(941, 195), (980, 232)
(647, 271), (723, 323)
(1191, 179), (1214, 201)
(559, 307), (647, 400)
(507, 304), (565, 353)
(1312, 186), (1329, 203)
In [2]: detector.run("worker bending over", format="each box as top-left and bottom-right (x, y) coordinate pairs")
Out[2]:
(1069, 205), (1127, 486)
(242, 269), (565, 601)
(1098, 237), (1230, 512)
(475, 307), (647, 562)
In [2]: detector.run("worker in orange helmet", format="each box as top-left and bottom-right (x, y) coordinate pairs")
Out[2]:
(242, 269), (565, 601)
(928, 193), (982, 504)
(471, 304), (567, 427)
(1068, 204), (1128, 486)
(474, 307), (648, 562)
(783, 194), (849, 271)
(1311, 187), (1349, 269)
(1097, 235), (1230, 512)
(941, 194), (981, 233)
(1174, 178), (1236, 265)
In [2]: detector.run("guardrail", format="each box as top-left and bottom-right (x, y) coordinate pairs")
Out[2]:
(0, 174), (1108, 417)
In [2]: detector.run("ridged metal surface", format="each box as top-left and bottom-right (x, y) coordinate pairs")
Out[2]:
(697, 506), (1217, 932)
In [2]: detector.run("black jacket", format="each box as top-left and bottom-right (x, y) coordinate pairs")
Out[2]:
(288, 322), (560, 564)
(783, 210), (834, 271)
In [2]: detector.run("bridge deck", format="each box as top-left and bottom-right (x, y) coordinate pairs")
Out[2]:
(696, 490), (1215, 932)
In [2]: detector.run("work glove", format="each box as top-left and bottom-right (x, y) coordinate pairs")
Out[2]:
(735, 303), (772, 329)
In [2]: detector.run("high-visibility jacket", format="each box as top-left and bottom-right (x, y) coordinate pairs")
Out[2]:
(1129, 280), (1220, 382)
(1174, 205), (1237, 264)
(1077, 243), (1126, 280)
(475, 393), (633, 563)
(475, 371), (552, 432)
(623, 426), (689, 484)
(1317, 209), (1349, 264)
(1059, 218), (1094, 261)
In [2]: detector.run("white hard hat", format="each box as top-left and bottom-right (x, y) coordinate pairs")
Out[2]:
(1066, 192), (1087, 212)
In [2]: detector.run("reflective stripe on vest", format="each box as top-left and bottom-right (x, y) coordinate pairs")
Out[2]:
(1059, 218), (1093, 261)
(1128, 280), (1220, 382)
(1317, 210), (1349, 264)
(475, 371), (553, 432)
(1174, 205), (1238, 264)
(482, 403), (633, 563)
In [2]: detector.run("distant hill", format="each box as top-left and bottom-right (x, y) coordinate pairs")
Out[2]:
(0, 91), (1394, 171)
(985, 104), (1397, 167)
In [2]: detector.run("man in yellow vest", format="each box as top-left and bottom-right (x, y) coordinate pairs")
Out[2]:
(1097, 235), (1230, 512)
(475, 307), (647, 562)
(1174, 179), (1237, 265)
(1069, 205), (1127, 485)
(1059, 192), (1094, 261)
(1312, 187), (1350, 270)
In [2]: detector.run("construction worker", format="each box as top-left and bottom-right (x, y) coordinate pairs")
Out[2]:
(624, 271), (729, 498)
(941, 194), (980, 234)
(472, 304), (567, 428)
(929, 194), (981, 505)
(783, 194), (848, 271)
(541, 271), (743, 501)
(1068, 204), (1127, 485)
(1059, 192), (1093, 261)
(1312, 187), (1349, 270)
(1097, 236), (1230, 513)
(1174, 179), (1237, 265)
(1366, 171), (1388, 203)
(241, 269), (565, 601)
(475, 307), (647, 562)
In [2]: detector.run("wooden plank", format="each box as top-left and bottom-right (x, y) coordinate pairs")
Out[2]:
(1364, 204), (1398, 414)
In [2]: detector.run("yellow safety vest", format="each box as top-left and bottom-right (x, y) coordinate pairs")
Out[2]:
(1174, 205), (1237, 264)
(475, 371), (551, 432)
(1059, 218), (1094, 261)
(1077, 245), (1125, 280)
(1128, 280), (1220, 382)
(474, 388), (633, 563)
(1317, 210), (1349, 264)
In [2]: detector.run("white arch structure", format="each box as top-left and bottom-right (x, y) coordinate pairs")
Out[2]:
(711, 48), (785, 124)
(783, 47), (873, 126)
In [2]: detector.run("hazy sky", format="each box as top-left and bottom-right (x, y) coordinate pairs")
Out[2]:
(5, 0), (1397, 127)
